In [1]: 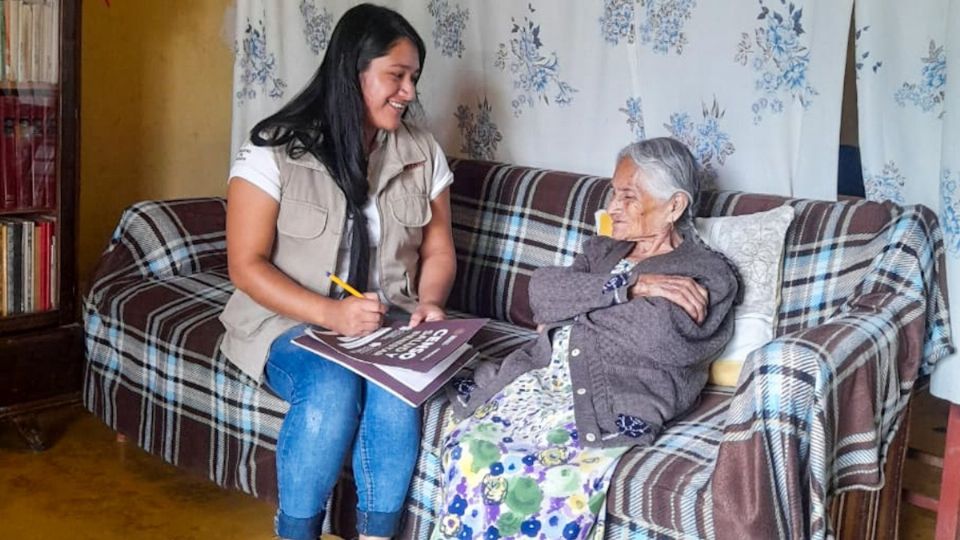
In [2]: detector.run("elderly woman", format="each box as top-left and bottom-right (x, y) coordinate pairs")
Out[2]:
(433, 138), (740, 540)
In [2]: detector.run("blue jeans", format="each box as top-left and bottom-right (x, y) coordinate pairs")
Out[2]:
(265, 324), (421, 540)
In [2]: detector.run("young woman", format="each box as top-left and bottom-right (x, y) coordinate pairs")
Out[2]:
(219, 5), (456, 539)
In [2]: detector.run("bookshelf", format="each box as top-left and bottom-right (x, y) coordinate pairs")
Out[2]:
(0, 0), (81, 448)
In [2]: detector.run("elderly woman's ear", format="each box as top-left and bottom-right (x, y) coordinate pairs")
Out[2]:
(667, 192), (690, 225)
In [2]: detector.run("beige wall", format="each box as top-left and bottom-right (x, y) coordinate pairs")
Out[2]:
(79, 0), (234, 287)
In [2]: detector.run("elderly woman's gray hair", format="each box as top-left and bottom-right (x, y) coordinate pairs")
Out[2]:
(616, 137), (700, 226)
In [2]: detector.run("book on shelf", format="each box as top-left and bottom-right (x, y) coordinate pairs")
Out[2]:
(3, 218), (21, 313)
(0, 214), (54, 316)
(0, 221), (6, 316)
(291, 317), (488, 407)
(38, 92), (55, 208)
(0, 2), (4, 88)
(23, 93), (52, 208)
(14, 95), (35, 208)
(21, 214), (30, 310)
(0, 91), (56, 211)
(5, 0), (20, 83)
(37, 216), (49, 309)
(1, 0), (59, 85)
(1, 93), (17, 208)
(48, 216), (55, 307)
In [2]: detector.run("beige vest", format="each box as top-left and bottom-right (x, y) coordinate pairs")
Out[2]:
(219, 123), (438, 381)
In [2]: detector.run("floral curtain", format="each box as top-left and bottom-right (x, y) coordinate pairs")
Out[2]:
(231, 0), (853, 200)
(854, 0), (960, 404)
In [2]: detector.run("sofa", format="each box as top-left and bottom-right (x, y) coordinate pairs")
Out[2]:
(83, 158), (952, 539)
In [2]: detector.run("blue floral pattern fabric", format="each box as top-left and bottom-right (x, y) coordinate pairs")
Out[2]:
(864, 162), (906, 204)
(894, 40), (946, 117)
(299, 0), (333, 55)
(600, 273), (629, 299)
(853, 25), (882, 78)
(433, 260), (639, 540)
(235, 18), (287, 102)
(637, 0), (698, 55)
(614, 414), (651, 438)
(495, 8), (578, 117)
(600, 0), (699, 54)
(232, 0), (853, 201)
(428, 0), (470, 58)
(455, 98), (503, 160)
(619, 97), (645, 142)
(663, 98), (736, 187)
(599, 0), (637, 46)
(941, 170), (960, 254)
(453, 376), (478, 399)
(735, 0), (817, 123)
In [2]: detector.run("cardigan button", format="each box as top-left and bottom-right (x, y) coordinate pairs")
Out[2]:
(576, 388), (586, 395)
(570, 348), (581, 357)
(585, 433), (597, 442)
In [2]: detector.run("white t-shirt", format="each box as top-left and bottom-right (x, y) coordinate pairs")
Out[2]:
(228, 139), (454, 296)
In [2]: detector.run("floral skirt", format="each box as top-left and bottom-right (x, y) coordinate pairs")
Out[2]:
(432, 327), (628, 540)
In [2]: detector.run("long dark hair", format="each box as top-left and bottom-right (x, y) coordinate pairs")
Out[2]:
(250, 3), (426, 293)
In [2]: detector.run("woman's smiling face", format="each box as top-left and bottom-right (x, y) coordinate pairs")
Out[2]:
(359, 38), (420, 135)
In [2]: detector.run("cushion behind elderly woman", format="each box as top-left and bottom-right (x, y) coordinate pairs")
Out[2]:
(433, 138), (740, 540)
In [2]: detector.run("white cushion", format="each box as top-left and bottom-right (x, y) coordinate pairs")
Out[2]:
(695, 205), (796, 386)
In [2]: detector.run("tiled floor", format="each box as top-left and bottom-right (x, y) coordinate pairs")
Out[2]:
(0, 390), (951, 539)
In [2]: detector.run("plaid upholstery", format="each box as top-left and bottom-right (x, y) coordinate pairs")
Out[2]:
(83, 162), (952, 540)
(92, 198), (229, 281)
(446, 159), (610, 329)
(83, 198), (284, 498)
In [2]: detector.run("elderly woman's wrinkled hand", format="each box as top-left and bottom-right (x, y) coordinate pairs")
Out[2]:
(630, 274), (709, 324)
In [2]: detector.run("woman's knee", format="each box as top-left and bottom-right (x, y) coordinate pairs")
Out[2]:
(300, 364), (361, 403)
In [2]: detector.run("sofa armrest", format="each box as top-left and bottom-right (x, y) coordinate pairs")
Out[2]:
(88, 198), (227, 289)
(711, 203), (954, 540)
(712, 293), (923, 539)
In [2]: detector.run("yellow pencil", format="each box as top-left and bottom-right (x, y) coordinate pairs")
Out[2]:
(326, 271), (365, 299)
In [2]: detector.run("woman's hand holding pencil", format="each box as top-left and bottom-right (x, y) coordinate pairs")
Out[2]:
(326, 272), (387, 336)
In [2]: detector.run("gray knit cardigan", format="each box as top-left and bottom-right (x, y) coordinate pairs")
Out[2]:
(449, 233), (739, 448)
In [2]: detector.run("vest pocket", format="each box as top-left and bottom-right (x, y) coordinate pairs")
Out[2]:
(277, 199), (328, 238)
(388, 193), (432, 227)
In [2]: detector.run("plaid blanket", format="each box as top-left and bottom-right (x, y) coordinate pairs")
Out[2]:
(83, 198), (284, 497)
(83, 161), (952, 540)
